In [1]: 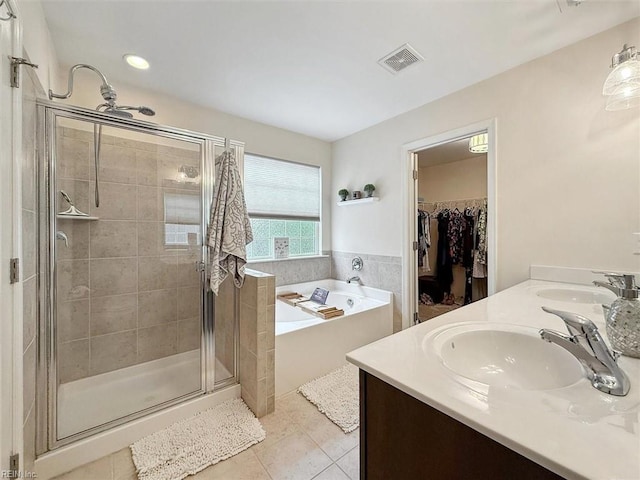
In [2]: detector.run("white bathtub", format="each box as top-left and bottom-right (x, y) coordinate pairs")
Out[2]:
(275, 279), (393, 395)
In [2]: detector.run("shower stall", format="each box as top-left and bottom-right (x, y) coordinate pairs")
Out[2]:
(35, 101), (242, 453)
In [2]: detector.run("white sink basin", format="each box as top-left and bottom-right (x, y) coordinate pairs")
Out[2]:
(535, 288), (613, 305)
(429, 324), (584, 390)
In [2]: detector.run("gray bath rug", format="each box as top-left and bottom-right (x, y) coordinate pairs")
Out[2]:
(298, 363), (359, 433)
(130, 398), (265, 480)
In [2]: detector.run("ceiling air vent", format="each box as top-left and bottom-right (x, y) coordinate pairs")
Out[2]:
(378, 43), (424, 75)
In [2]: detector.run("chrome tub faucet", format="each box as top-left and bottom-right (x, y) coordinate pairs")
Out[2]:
(346, 276), (361, 284)
(540, 307), (629, 396)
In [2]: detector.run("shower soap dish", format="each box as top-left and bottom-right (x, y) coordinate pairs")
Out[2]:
(57, 190), (99, 220)
(56, 205), (98, 221)
(59, 205), (88, 216)
(57, 206), (99, 221)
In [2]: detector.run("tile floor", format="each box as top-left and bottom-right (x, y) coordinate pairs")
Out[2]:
(52, 392), (360, 480)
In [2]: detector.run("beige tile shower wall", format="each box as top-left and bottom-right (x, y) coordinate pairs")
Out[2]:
(331, 251), (402, 332)
(238, 271), (275, 417)
(215, 276), (236, 378)
(56, 127), (203, 383)
(249, 255), (331, 287)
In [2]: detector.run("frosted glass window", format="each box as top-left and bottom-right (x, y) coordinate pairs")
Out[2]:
(244, 154), (320, 221)
(164, 193), (200, 224)
(164, 193), (200, 246)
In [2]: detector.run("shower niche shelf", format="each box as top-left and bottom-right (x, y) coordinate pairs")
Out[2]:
(336, 197), (379, 206)
(57, 214), (99, 221)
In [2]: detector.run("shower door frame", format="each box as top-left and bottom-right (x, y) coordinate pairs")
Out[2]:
(36, 100), (242, 452)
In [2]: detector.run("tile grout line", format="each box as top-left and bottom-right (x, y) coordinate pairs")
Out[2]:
(310, 462), (338, 480)
(249, 446), (274, 480)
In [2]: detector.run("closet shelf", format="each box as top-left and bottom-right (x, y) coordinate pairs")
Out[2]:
(336, 197), (379, 206)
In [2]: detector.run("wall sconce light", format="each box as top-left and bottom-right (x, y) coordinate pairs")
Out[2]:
(603, 44), (640, 111)
(468, 133), (488, 154)
(178, 165), (200, 182)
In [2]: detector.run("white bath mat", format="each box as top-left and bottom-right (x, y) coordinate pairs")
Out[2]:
(130, 398), (265, 480)
(298, 363), (359, 433)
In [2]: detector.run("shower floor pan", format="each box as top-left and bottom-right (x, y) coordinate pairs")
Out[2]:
(57, 349), (231, 439)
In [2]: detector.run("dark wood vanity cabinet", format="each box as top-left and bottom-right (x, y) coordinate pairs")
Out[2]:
(359, 370), (565, 480)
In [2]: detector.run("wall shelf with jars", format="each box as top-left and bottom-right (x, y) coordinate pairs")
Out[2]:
(336, 197), (379, 206)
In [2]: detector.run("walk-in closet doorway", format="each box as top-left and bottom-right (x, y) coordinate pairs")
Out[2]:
(401, 120), (497, 329)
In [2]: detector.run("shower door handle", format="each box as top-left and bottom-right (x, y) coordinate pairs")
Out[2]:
(195, 261), (205, 272)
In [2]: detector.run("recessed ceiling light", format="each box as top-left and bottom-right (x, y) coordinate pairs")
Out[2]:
(123, 54), (149, 70)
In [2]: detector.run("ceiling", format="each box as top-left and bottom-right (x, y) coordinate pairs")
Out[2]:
(41, 1), (639, 142)
(418, 138), (484, 168)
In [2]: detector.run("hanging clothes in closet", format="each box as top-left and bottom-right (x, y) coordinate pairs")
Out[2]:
(472, 202), (488, 280)
(436, 210), (453, 295)
(462, 208), (475, 305)
(447, 209), (465, 265)
(428, 198), (488, 306)
(417, 210), (431, 272)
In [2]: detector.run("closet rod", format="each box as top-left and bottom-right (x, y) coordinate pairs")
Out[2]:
(421, 196), (486, 205)
(420, 197), (486, 209)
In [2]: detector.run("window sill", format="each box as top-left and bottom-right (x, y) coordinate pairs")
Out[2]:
(247, 255), (330, 264)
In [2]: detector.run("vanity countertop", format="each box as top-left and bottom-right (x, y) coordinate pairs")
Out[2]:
(347, 279), (640, 480)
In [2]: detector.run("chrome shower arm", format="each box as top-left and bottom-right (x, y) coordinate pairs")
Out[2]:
(49, 64), (117, 105)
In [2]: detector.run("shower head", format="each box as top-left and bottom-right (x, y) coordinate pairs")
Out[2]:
(50, 64), (117, 106)
(105, 105), (156, 118)
(111, 105), (156, 117)
(106, 109), (134, 119)
(96, 104), (156, 118)
(50, 64), (155, 119)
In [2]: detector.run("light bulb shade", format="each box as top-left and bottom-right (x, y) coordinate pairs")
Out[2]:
(605, 84), (640, 111)
(468, 133), (488, 153)
(603, 58), (640, 95)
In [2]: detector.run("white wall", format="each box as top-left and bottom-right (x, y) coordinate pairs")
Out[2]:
(57, 80), (334, 251)
(15, 0), (332, 251)
(332, 18), (640, 292)
(0, 6), (18, 472)
(418, 156), (487, 203)
(17, 0), (59, 92)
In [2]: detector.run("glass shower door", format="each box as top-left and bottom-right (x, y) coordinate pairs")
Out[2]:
(51, 113), (207, 441)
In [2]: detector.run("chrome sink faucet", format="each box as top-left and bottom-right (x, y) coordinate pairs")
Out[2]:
(346, 276), (361, 284)
(540, 307), (629, 396)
